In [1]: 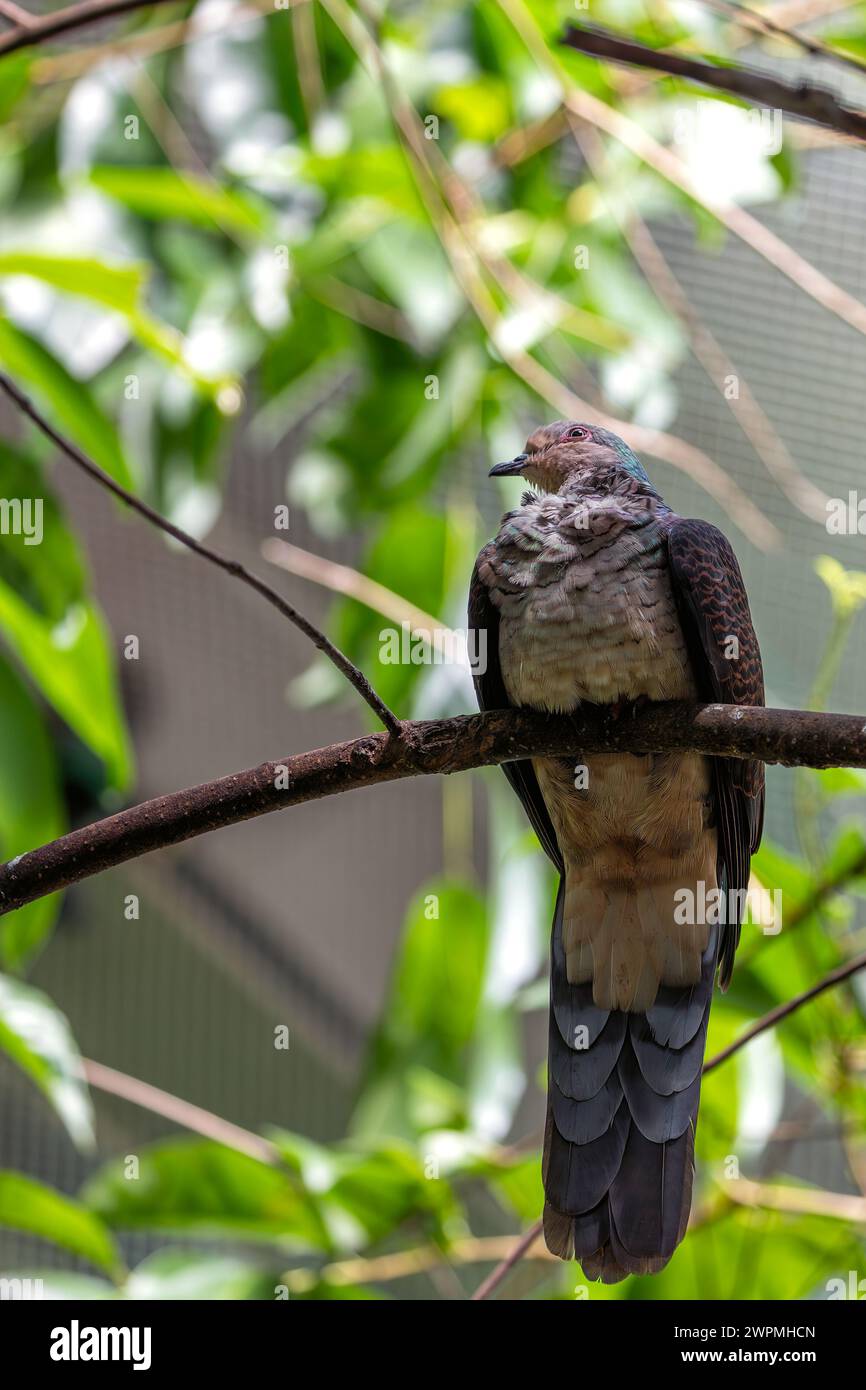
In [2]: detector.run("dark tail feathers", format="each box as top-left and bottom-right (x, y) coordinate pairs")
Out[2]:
(542, 881), (717, 1282)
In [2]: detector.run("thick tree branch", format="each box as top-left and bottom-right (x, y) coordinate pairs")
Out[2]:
(2, 702), (866, 916)
(0, 370), (401, 734)
(0, 0), (179, 56)
(561, 23), (866, 145)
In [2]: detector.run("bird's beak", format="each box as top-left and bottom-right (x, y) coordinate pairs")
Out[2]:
(489, 454), (528, 477)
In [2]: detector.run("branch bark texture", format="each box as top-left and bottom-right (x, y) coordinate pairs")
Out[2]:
(2, 701), (866, 916)
(562, 23), (866, 144)
(0, 0), (180, 56)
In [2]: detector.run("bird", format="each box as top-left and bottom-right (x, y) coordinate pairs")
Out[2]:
(469, 420), (764, 1283)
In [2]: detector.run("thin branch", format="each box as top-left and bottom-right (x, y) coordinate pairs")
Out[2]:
(562, 23), (866, 144)
(285, 1231), (555, 1294)
(704, 947), (866, 1072)
(470, 1218), (543, 1300)
(727, 1176), (866, 1222)
(0, 0), (180, 57)
(306, 275), (415, 343)
(2, 702), (866, 917)
(499, 0), (866, 344)
(571, 120), (828, 524)
(696, 0), (866, 81)
(83, 1058), (279, 1164)
(0, 370), (401, 734)
(469, 960), (866, 1298)
(328, 0), (780, 549)
(32, 0), (277, 84)
(738, 841), (866, 965)
(261, 537), (465, 663)
(0, 0), (36, 27)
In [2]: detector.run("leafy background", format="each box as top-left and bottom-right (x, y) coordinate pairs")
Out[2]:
(0, 0), (866, 1299)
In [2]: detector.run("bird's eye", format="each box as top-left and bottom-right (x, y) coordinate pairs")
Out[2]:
(566, 426), (588, 440)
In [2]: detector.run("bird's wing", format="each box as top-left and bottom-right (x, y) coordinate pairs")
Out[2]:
(468, 555), (563, 874)
(665, 518), (765, 986)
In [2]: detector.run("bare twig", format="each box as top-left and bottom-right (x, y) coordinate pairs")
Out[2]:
(727, 1176), (866, 1222)
(32, 0), (279, 83)
(0, 0), (36, 27)
(704, 948), (866, 1071)
(499, 0), (866, 344)
(0, 0), (181, 57)
(0, 370), (401, 734)
(285, 1231), (555, 1294)
(470, 1218), (544, 1300)
(562, 23), (866, 144)
(328, 0), (780, 549)
(571, 120), (828, 523)
(738, 841), (866, 965)
(261, 537), (465, 663)
(2, 702), (866, 917)
(696, 0), (866, 80)
(83, 1058), (279, 1164)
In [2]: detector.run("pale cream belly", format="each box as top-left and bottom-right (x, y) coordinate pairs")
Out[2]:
(498, 566), (715, 1011)
(536, 750), (717, 1011)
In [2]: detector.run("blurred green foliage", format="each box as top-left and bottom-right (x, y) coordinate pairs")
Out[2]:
(0, 0), (864, 1300)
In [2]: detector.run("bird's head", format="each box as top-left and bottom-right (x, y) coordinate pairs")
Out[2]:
(489, 420), (651, 494)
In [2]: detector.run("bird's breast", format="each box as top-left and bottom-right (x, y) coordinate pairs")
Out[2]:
(493, 522), (695, 711)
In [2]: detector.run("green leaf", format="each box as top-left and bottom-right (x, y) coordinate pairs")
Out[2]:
(329, 504), (453, 716)
(810, 766), (866, 797)
(0, 443), (86, 622)
(633, 1206), (865, 1301)
(0, 445), (131, 796)
(488, 1152), (544, 1224)
(0, 55), (32, 123)
(384, 881), (489, 1056)
(0, 974), (93, 1147)
(125, 1249), (281, 1300)
(326, 1147), (456, 1246)
(0, 318), (135, 491)
(0, 252), (145, 316)
(353, 881), (489, 1139)
(90, 166), (270, 236)
(268, 1130), (461, 1249)
(0, 1172), (120, 1276)
(0, 578), (132, 789)
(0, 654), (64, 968)
(1, 1270), (117, 1299)
(83, 1138), (331, 1250)
(0, 253), (241, 402)
(814, 554), (866, 619)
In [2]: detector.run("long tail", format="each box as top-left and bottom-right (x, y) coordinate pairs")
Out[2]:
(542, 881), (718, 1282)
